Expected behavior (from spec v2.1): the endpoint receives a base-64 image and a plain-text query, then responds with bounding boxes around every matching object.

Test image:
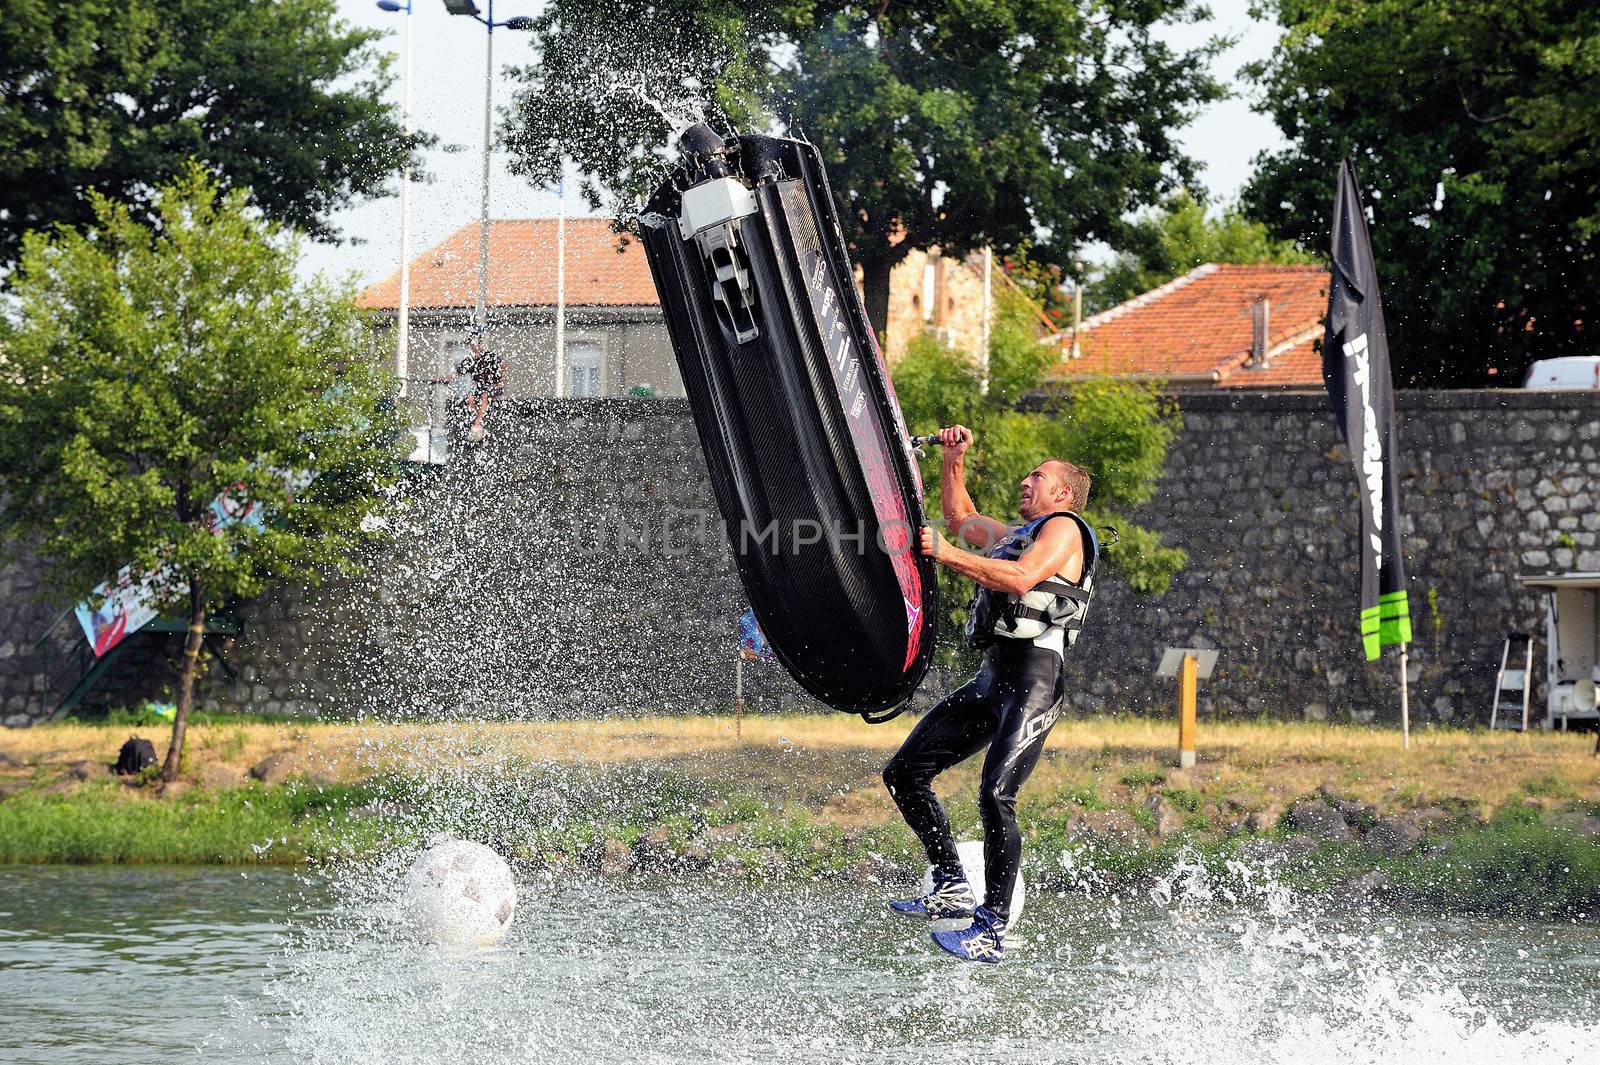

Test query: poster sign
[73,566,175,658]
[72,469,313,656]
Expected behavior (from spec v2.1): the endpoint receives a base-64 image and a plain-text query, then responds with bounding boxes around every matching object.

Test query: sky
[301,0,1287,289]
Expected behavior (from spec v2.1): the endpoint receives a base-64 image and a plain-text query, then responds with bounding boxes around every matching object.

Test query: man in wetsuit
[435,329,507,443]
[884,424,1097,964]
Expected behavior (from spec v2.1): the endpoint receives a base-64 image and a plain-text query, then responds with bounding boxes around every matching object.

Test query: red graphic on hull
[795,240,925,673]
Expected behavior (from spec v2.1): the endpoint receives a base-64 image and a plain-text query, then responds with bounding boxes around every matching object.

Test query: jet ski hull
[640,128,937,715]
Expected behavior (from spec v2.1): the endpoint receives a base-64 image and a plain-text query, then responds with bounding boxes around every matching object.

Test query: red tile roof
[1051,263,1330,388]
[357,218,659,311]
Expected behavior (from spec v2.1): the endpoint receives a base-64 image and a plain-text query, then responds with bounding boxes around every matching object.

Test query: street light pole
[441,1,536,329]
[1072,260,1084,361]
[377,0,414,397]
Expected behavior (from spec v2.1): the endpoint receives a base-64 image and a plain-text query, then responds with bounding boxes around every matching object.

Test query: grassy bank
[2,716,1597,915]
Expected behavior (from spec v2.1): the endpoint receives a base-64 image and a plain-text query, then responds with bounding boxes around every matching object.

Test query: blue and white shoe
[931,905,1006,964]
[888,873,977,921]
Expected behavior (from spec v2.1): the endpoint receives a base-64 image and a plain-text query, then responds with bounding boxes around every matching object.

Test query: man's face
[1018,464,1070,520]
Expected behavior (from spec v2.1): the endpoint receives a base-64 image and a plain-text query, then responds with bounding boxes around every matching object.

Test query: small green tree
[892,287,1186,665]
[0,166,401,780]
[1089,191,1317,313]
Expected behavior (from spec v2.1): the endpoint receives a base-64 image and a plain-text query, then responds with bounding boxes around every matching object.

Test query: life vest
[965,511,1099,654]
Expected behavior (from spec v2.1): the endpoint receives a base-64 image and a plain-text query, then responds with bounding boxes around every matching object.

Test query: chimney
[1250,295,1270,367]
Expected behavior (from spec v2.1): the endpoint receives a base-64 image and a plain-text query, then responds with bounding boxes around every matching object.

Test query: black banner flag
[1324,160,1412,661]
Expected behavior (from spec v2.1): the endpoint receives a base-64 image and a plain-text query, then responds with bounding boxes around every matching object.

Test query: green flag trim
[1360,591,1413,661]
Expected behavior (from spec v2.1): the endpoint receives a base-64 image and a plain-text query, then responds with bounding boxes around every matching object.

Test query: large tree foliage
[1089,191,1317,313]
[0,0,418,267]
[0,168,402,780]
[506,0,1227,339]
[1243,0,1600,386]
[892,288,1186,666]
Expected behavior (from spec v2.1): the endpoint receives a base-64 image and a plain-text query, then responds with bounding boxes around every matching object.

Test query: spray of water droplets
[243,838,1600,1064]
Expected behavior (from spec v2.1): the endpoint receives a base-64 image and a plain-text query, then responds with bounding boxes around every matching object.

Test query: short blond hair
[1046,459,1092,511]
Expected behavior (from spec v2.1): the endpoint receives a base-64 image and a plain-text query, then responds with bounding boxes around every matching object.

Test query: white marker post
[734,650,746,739]
[1399,642,1411,749]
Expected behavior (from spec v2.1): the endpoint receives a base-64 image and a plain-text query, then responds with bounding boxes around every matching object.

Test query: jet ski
[639,124,938,718]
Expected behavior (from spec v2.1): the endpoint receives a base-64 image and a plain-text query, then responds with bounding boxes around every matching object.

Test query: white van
[1523,356,1600,390]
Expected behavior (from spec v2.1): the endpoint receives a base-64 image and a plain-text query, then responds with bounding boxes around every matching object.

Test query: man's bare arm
[919,517,1081,596]
[937,425,1008,549]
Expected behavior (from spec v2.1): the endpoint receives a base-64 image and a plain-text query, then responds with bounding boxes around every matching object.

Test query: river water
[3,864,1599,1064]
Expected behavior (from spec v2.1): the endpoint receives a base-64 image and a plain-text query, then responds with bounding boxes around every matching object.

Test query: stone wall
[3,388,1597,727]
[0,399,800,725]
[0,543,70,725]
[1072,389,1600,726]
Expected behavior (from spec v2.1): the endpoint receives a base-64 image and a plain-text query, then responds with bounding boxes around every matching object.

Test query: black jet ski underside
[639,125,937,716]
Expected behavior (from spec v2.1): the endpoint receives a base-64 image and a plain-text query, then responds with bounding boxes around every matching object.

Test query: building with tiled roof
[359,219,1000,414]
[1050,263,1330,389]
[358,218,660,312]
[359,218,682,404]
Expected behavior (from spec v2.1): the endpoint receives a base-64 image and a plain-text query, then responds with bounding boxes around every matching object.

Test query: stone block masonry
[1,389,1596,726]
[1075,389,1600,725]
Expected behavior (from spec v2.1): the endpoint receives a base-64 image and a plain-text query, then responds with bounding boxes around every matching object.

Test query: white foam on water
[1069,851,1600,1065]
[261,839,1600,1065]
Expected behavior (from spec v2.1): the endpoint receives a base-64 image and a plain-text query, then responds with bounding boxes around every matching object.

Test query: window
[566,340,602,398]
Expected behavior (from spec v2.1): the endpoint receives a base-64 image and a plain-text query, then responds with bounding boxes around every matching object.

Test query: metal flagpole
[376,0,414,395]
[555,174,566,397]
[734,651,744,739]
[475,0,494,327]
[978,248,993,394]
[397,0,413,398]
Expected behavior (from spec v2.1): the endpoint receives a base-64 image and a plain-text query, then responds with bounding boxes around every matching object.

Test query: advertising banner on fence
[73,566,172,658]
[72,470,313,656]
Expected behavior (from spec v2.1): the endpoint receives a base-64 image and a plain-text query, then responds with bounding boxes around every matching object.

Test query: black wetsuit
[883,641,1064,921]
[458,349,505,399]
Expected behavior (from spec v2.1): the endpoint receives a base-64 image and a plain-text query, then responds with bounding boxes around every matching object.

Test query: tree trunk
[860,256,893,349]
[161,579,206,784]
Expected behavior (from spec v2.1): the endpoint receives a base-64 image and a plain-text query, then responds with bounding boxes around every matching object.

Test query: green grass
[1389,810,1600,917]
[1161,787,1203,813]
[0,779,389,864]
[3,730,1598,919]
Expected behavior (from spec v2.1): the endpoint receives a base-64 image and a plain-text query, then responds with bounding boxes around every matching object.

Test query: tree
[1088,191,1317,313]
[892,287,1186,667]
[505,0,1227,339]
[0,0,419,268]
[1243,0,1600,386]
[0,167,402,781]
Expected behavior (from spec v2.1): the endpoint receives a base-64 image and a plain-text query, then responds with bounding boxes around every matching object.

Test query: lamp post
[442,0,535,330]
[376,1,413,399]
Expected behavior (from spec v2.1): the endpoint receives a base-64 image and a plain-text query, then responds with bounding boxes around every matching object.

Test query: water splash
[1060,848,1600,1064]
[258,828,1600,1063]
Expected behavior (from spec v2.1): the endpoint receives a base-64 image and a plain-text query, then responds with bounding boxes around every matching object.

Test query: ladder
[1489,633,1534,731]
